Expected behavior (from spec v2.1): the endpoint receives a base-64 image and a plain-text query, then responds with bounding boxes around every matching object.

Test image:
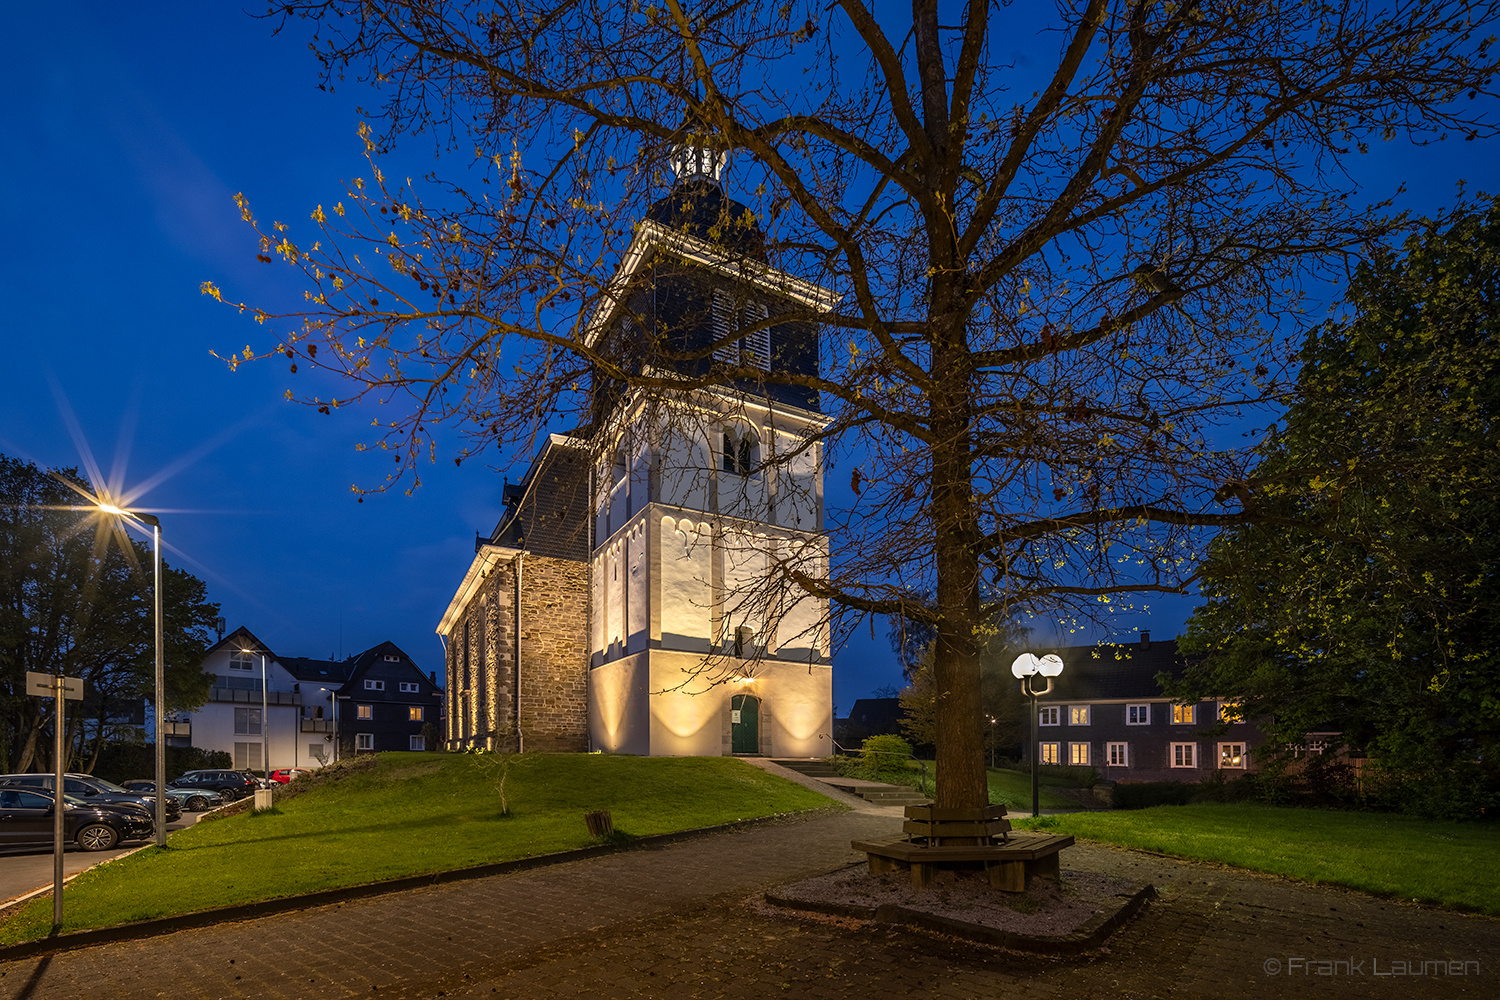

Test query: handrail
[830,743,932,797]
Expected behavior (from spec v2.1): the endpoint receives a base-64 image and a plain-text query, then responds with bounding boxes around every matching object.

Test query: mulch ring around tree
[762,863,1155,955]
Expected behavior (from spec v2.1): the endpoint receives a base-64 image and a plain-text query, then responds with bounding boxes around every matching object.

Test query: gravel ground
[769,862,1145,936]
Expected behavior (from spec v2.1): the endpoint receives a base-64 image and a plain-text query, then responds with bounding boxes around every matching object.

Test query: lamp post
[1012,652,1065,818]
[242,648,268,783]
[99,504,166,847]
[320,686,338,764]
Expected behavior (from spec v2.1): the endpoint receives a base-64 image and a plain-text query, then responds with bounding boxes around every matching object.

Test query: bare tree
[211,0,1499,809]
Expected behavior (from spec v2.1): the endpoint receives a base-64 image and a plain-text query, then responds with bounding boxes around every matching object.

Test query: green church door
[731,695,760,755]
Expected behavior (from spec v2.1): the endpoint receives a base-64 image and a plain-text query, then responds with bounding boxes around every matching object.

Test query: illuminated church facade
[438,151,834,757]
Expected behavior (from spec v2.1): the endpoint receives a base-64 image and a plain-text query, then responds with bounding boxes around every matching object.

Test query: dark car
[169,769,258,801]
[121,780,225,812]
[0,773,181,823]
[0,787,154,851]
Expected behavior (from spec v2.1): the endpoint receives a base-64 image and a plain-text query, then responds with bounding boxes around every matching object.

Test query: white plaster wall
[646,650,734,756]
[626,520,650,652]
[758,659,834,758]
[588,652,651,755]
[659,516,712,652]
[594,455,610,544]
[639,651,833,758]
[771,535,829,662]
[772,429,821,531]
[605,541,625,658]
[659,423,711,512]
[590,555,606,663]
[715,420,766,521]
[187,701,309,771]
[630,433,651,517]
[720,527,768,649]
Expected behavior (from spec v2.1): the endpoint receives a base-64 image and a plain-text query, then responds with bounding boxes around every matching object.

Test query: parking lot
[0,805,212,907]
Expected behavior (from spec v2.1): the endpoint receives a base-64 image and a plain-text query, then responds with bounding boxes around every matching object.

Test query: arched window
[722,425,758,475]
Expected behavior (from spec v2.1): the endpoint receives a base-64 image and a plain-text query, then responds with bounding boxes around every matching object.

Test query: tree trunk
[929,304,987,810]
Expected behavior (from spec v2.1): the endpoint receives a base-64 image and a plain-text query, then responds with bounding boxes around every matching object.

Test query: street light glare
[97,503,127,515]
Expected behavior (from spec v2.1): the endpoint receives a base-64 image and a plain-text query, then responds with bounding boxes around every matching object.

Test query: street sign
[25,672,84,701]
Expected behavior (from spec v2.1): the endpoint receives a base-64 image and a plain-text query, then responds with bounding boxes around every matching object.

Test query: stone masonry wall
[517,555,590,751]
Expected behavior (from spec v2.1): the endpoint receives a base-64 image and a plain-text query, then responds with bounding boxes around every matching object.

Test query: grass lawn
[853,761,1079,811]
[986,768,1079,811]
[0,753,836,945]
[1015,804,1500,915]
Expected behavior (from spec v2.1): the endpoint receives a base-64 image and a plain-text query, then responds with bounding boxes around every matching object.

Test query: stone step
[769,758,840,777]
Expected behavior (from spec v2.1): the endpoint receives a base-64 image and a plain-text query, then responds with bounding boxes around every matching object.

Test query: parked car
[169,769,258,801]
[268,768,311,784]
[0,787,154,851]
[121,780,225,812]
[0,773,181,823]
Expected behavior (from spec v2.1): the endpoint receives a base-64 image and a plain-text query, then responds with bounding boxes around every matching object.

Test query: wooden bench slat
[903,804,1009,822]
[902,819,1012,839]
[852,834,1073,863]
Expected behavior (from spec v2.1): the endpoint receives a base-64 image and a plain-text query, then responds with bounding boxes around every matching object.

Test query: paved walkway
[0,778,1495,999]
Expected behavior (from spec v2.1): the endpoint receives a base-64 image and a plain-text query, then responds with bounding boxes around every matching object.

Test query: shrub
[858,734,913,782]
[1112,781,1197,809]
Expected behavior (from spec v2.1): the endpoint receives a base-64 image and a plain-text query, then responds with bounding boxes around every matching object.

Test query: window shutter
[741,302,770,368]
[711,289,737,362]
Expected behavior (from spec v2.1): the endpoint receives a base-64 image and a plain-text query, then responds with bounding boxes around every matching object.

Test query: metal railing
[829,741,932,797]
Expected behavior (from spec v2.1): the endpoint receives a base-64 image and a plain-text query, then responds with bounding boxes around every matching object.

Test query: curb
[0,807,839,963]
[765,879,1157,955]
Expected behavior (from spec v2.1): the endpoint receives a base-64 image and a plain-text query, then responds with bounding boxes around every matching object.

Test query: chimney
[1140,630,1151,648]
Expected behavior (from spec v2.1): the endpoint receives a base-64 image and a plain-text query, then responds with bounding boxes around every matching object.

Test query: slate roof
[487,436,590,561]
[844,697,903,733]
[1035,637,1192,702]
[279,655,354,686]
[644,177,765,260]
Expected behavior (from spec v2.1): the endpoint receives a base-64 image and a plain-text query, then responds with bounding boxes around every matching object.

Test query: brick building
[438,146,835,757]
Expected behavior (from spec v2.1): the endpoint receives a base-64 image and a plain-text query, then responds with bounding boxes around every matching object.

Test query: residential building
[1023,632,1262,782]
[183,627,443,770]
[439,145,835,757]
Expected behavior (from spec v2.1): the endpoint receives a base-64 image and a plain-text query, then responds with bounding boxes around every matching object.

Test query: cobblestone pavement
[0,805,1495,1000]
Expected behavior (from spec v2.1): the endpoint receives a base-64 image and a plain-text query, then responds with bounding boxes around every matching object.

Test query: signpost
[26,671,84,927]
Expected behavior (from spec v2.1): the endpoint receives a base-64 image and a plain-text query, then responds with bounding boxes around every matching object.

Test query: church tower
[585,148,835,756]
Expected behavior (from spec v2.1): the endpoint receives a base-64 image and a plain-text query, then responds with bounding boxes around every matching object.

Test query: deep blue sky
[2,3,1495,713]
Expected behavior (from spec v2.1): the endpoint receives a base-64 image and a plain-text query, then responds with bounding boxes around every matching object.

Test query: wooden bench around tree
[852,803,1074,891]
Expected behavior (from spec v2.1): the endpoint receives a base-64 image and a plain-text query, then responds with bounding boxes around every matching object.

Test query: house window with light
[1219,743,1246,768]
[1039,706,1060,726]
[1069,705,1090,725]
[1069,742,1090,765]
[1171,742,1196,768]
[1218,700,1244,723]
[408,706,424,722]
[1172,703,1195,724]
[357,705,373,720]
[1126,703,1150,725]
[1107,742,1128,766]
[1038,742,1060,765]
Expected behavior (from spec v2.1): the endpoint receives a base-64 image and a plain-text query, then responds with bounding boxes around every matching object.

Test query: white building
[441,149,835,757]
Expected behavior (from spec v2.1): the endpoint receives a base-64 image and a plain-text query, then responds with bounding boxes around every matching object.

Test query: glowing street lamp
[1012,652,1065,819]
[99,503,167,847]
